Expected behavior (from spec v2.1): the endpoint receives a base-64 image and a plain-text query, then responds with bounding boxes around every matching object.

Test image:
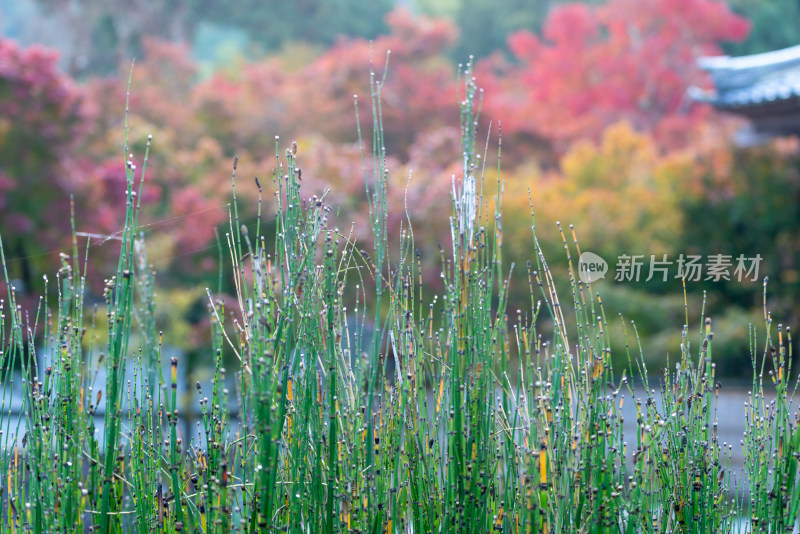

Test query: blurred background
[0,0,798,380]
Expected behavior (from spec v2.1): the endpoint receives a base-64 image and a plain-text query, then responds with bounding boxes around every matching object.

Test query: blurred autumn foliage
[0,39,104,292]
[1,2,798,373]
[479,0,750,153]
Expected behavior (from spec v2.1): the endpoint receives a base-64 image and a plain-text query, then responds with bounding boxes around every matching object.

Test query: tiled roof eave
[714,97,800,123]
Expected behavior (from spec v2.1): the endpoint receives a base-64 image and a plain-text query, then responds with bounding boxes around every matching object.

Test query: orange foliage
[503,122,687,264]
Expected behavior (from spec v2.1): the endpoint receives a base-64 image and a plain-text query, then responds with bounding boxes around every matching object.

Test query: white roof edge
[698,44,800,71]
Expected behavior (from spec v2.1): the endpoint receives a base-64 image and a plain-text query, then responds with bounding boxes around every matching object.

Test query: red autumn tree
[479,0,750,153]
[0,37,98,294]
[290,7,459,157]
[0,37,230,298]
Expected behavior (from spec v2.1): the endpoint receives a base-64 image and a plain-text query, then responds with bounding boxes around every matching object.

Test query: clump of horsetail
[0,62,797,534]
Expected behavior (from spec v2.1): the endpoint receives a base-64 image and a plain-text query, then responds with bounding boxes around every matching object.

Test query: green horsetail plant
[97,84,153,532]
[0,60,799,534]
[743,285,799,532]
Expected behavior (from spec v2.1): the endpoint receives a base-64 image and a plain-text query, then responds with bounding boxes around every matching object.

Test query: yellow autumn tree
[504,121,688,271]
